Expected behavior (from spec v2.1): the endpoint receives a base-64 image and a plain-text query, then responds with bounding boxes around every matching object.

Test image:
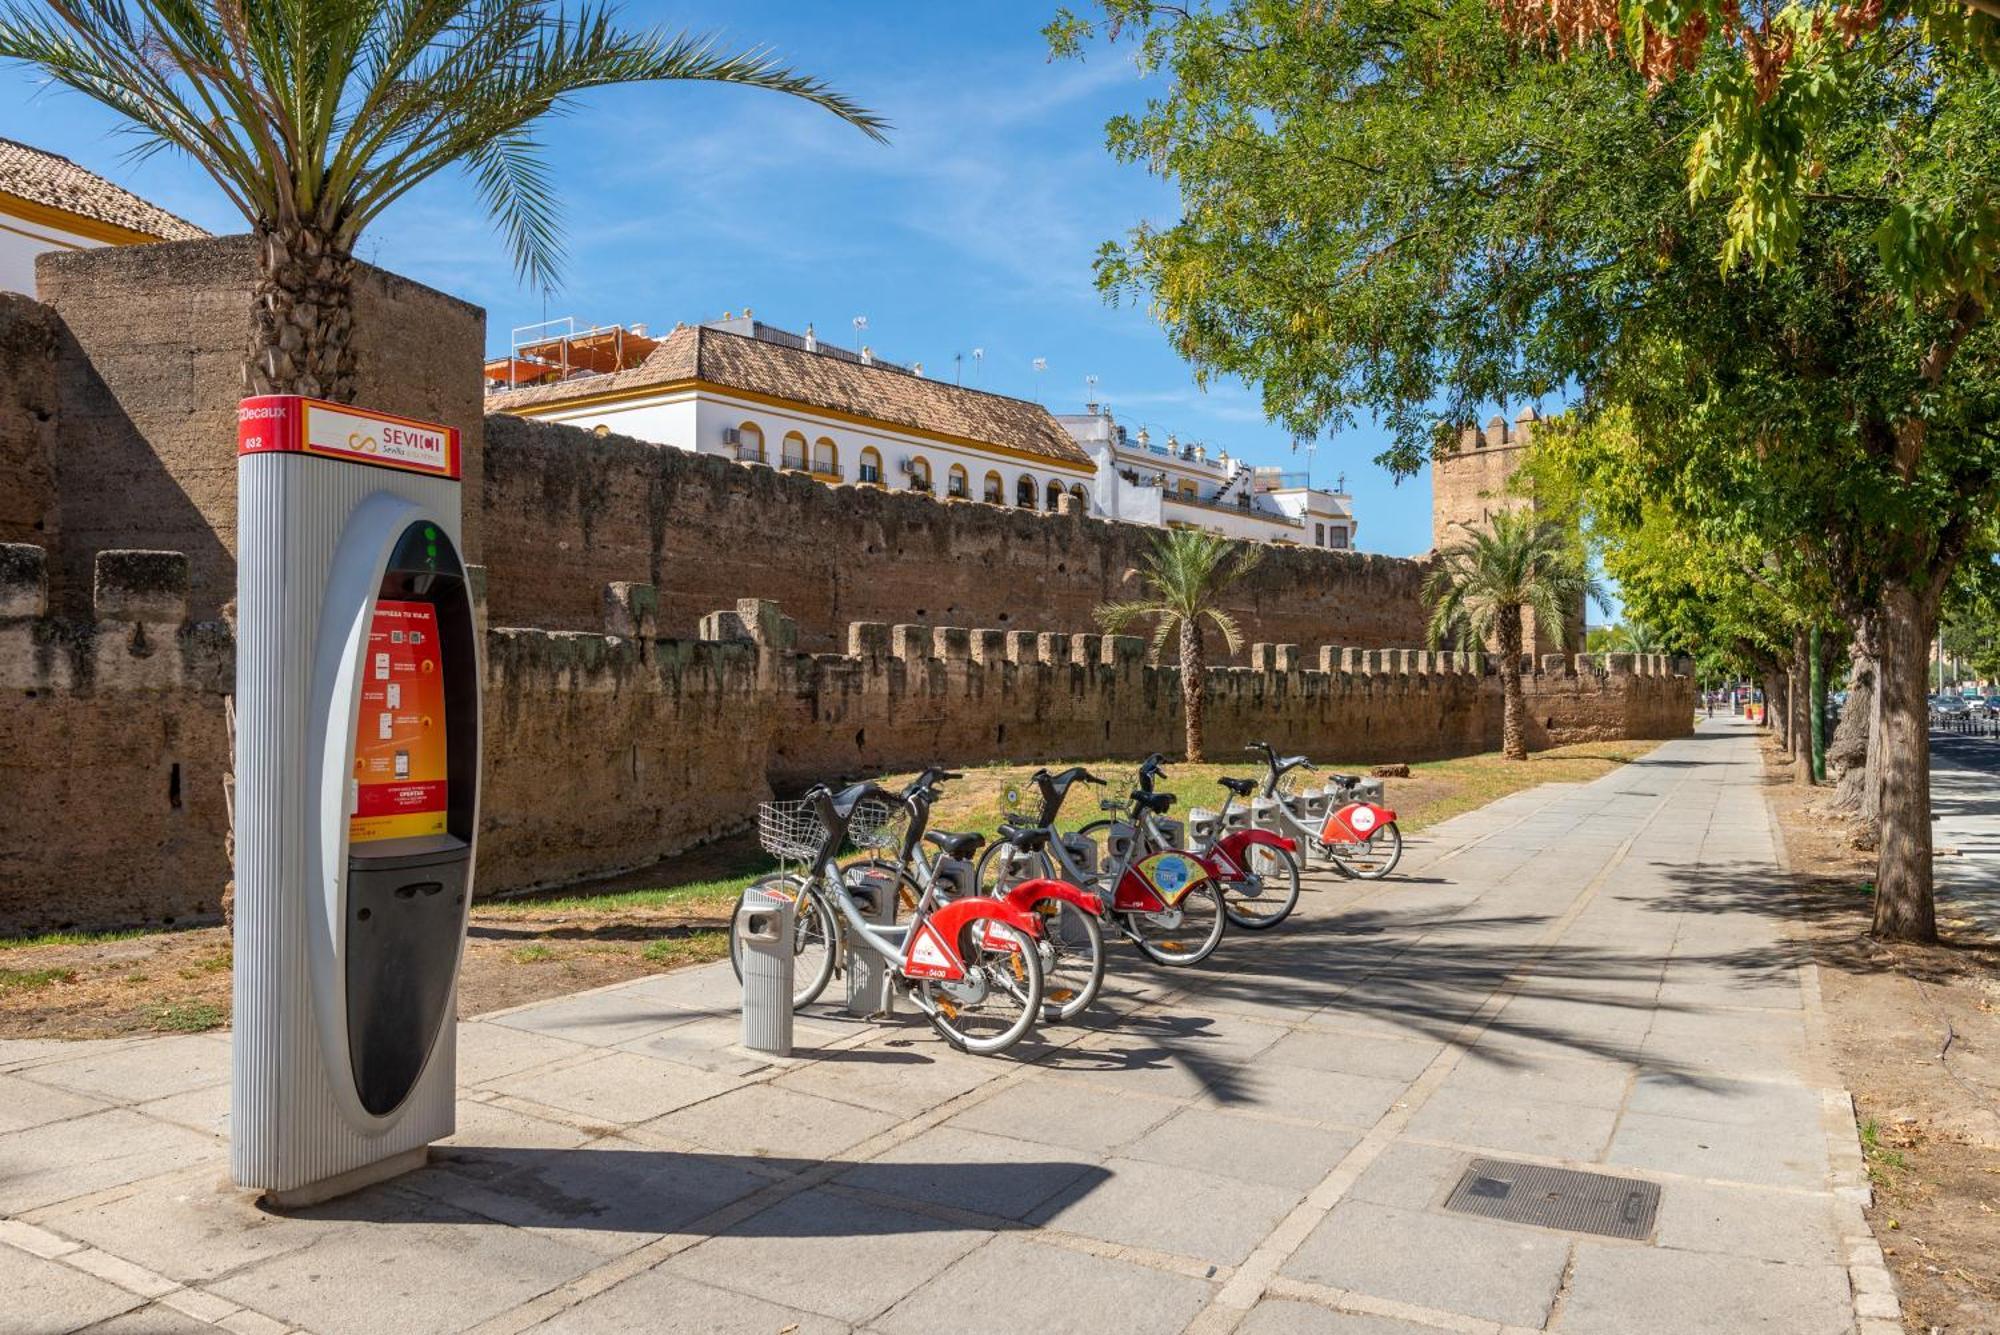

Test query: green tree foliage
[1098,527,1264,760]
[1051,0,2000,941]
[1424,510,1604,759]
[1488,0,2000,288]
[0,0,886,400]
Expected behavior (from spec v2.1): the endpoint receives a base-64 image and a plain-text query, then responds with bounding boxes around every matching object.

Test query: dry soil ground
[1763,739,2000,1334]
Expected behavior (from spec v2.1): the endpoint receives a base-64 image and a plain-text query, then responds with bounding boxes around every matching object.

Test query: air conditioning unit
[722,427,741,445]
[897,457,914,475]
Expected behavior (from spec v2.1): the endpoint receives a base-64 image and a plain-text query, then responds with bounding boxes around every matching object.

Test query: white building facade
[488,316,1097,513]
[1057,408,1359,550]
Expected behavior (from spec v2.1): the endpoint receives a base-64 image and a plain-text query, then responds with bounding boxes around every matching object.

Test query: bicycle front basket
[848,796,908,851]
[757,799,824,863]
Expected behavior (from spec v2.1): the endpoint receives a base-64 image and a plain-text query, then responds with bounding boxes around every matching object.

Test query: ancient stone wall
[31,237,486,620]
[479,414,1432,654]
[0,293,58,550]
[1,545,1693,931]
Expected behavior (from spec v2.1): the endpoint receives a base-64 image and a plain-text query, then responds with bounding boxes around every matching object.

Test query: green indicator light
[424,526,438,540]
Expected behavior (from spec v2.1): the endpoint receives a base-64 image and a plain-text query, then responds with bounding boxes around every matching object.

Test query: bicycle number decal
[903,921,963,980]
[1349,806,1378,833]
[1115,851,1211,911]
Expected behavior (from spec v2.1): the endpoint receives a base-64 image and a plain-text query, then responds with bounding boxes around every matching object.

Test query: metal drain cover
[1443,1159,1660,1241]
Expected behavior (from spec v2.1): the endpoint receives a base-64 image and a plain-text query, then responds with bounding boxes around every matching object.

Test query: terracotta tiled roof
[490,324,1094,469]
[0,138,208,242]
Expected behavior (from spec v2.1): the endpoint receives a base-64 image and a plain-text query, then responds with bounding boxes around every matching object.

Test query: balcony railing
[1161,491,1305,527]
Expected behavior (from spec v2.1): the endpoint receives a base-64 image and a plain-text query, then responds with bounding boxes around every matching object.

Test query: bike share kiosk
[231,395,479,1205]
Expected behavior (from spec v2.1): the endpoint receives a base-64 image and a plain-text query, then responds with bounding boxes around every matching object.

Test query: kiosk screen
[350,598,448,843]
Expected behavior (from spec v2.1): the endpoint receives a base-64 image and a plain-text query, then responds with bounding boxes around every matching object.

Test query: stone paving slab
[0,720,1893,1334]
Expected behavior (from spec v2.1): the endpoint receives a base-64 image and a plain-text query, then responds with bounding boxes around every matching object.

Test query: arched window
[735,421,764,463]
[983,470,1004,503]
[1016,474,1038,508]
[947,463,969,498]
[908,455,932,493]
[858,447,883,484]
[813,436,839,477]
[781,430,808,470]
[1046,479,1065,510]
[1070,484,1088,510]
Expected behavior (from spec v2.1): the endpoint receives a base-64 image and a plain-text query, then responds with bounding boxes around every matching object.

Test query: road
[1931,729,2000,938]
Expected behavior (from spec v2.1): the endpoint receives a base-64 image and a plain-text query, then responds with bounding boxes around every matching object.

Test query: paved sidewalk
[0,720,1892,1334]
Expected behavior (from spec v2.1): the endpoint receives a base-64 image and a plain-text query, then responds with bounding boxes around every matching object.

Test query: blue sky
[0,1,1557,559]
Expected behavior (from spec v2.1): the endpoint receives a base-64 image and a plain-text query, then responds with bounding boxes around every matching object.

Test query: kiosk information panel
[351,598,448,843]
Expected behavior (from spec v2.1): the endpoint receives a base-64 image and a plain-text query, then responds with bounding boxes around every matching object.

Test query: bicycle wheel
[1022,894,1106,1023]
[727,875,838,1008]
[1221,842,1302,931]
[919,916,1043,1055]
[1127,882,1226,966]
[972,840,1052,896]
[1328,822,1403,880]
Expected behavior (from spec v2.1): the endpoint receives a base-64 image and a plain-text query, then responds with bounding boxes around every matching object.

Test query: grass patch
[481,871,760,918]
[177,950,232,980]
[0,966,76,995]
[510,944,557,964]
[641,931,728,968]
[148,1001,226,1033]
[0,928,150,951]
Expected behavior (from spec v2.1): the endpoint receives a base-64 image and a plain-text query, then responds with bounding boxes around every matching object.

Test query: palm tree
[1425,509,1604,761]
[0,0,886,400]
[1098,528,1264,761]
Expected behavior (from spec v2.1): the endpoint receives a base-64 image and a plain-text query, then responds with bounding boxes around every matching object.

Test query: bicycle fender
[1214,827,1298,866]
[1003,877,1104,918]
[1321,802,1396,844]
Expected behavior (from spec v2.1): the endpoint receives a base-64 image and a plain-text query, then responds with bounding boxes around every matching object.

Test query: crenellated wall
[478,414,1434,653]
[1,540,1692,930]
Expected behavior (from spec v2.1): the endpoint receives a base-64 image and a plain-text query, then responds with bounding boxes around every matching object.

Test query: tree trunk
[246,220,358,401]
[1828,613,1877,816]
[1180,619,1207,762]
[1768,669,1789,749]
[1499,606,1527,761]
[1872,578,1939,942]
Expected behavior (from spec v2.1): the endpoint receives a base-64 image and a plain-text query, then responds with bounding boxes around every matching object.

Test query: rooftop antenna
[1032,356,1047,403]
[972,347,984,385]
[1084,374,1099,411]
[954,351,963,385]
[851,315,868,353]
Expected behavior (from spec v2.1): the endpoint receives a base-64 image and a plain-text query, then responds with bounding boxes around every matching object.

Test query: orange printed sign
[350,600,449,843]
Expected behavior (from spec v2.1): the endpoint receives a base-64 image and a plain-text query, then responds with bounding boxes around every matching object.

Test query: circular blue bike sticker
[1154,855,1190,892]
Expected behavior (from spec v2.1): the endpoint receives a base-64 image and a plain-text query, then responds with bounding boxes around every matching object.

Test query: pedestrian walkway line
[1183,784,1682,1335]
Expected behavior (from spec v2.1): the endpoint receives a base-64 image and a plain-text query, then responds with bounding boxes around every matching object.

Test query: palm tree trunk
[246,220,358,401]
[1180,619,1207,762]
[1499,606,1526,761]
[1872,577,1938,942]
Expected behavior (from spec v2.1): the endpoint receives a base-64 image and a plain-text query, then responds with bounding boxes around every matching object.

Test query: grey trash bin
[737,894,794,1056]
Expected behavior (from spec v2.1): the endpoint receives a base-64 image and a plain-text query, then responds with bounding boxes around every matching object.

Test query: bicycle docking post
[736,895,795,1056]
[845,868,898,1017]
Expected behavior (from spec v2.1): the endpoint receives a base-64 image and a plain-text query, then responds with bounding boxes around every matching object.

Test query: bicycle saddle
[1329,772,1361,786]
[997,823,1053,853]
[826,781,888,819]
[924,829,985,859]
[1218,776,1257,797]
